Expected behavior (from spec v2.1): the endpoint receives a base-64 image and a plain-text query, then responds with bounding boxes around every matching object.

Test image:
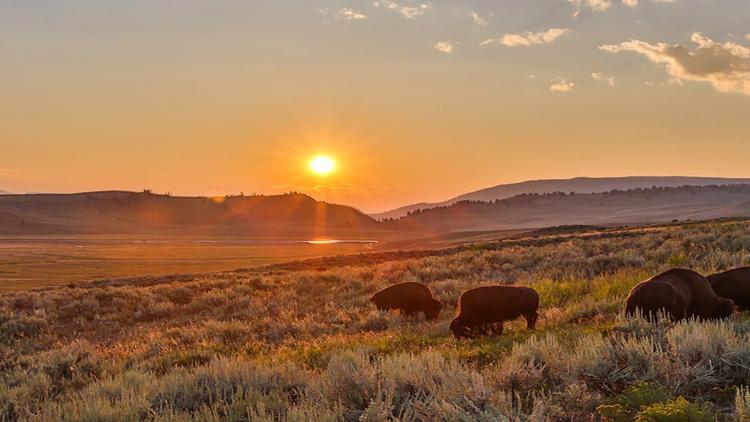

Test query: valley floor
[0,239,374,291]
[2,219,750,421]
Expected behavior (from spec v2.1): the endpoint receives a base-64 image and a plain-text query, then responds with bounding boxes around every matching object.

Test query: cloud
[746,34,750,42]
[336,8,367,20]
[592,72,616,86]
[481,28,569,47]
[601,33,750,96]
[569,0,612,12]
[550,77,575,92]
[433,41,455,53]
[572,0,674,13]
[465,10,487,26]
[373,1,431,19]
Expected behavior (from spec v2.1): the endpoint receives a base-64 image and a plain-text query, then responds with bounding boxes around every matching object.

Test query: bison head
[425,298,443,320]
[449,318,469,338]
[715,298,735,319]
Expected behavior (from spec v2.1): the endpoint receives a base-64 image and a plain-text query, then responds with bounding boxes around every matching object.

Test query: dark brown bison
[625,268,734,321]
[709,267,750,311]
[450,286,539,338]
[370,282,442,320]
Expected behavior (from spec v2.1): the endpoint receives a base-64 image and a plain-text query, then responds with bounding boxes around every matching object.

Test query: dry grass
[0,240,372,291]
[2,219,750,420]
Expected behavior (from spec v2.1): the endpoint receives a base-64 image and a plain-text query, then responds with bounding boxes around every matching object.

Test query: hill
[386,184,750,233]
[371,176,750,220]
[0,191,383,238]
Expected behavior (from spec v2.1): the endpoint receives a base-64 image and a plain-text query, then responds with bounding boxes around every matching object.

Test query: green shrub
[634,397,713,422]
[0,313,48,342]
[597,381,673,421]
[666,254,688,267]
[39,341,103,397]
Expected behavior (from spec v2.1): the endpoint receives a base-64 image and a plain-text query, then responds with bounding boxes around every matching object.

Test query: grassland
[2,219,750,420]
[0,240,373,291]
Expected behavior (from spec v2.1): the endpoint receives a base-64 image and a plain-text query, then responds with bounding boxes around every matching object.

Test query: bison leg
[463,324,485,338]
[476,324,491,337]
[524,311,538,330]
[479,323,503,337]
[402,308,418,318]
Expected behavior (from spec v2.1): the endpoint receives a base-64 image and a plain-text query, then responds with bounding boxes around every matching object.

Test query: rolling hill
[371,176,750,220]
[3,183,750,240]
[0,191,383,238]
[386,184,750,233]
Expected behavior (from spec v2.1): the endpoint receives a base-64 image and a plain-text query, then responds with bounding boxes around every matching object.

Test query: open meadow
[0,240,374,292]
[2,219,750,420]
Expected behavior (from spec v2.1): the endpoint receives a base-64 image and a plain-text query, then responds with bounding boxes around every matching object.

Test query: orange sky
[1,1,749,212]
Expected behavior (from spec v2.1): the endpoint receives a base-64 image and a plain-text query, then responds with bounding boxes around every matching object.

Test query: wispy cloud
[481,28,569,47]
[569,0,612,13]
[373,1,431,19]
[571,0,676,14]
[318,7,367,22]
[601,33,750,96]
[592,72,616,86]
[465,10,487,26]
[336,8,367,21]
[550,77,575,92]
[433,41,456,53]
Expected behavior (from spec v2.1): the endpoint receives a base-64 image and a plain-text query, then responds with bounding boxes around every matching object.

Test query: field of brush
[2,219,750,421]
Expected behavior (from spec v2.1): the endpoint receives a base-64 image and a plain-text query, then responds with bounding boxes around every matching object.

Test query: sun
[309,155,336,175]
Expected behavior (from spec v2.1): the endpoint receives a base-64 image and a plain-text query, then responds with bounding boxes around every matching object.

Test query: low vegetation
[2,219,750,421]
[0,241,372,291]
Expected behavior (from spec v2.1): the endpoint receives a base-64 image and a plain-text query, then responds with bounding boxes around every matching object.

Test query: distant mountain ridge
[0,191,382,238]
[3,181,750,240]
[387,184,750,233]
[371,176,750,220]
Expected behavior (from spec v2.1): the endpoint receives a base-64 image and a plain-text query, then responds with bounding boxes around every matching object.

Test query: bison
[450,286,539,339]
[708,267,750,311]
[625,268,734,321]
[370,282,442,320]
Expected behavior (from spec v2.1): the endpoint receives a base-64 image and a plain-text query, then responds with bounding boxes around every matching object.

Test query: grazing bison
[370,282,442,320]
[709,267,750,311]
[625,268,734,321]
[450,286,539,339]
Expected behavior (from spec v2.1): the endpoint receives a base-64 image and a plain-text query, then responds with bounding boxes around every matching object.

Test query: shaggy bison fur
[625,268,734,321]
[709,267,750,311]
[370,282,442,320]
[450,286,539,338]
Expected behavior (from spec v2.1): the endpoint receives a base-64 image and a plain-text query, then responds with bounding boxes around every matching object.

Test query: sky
[1,0,749,213]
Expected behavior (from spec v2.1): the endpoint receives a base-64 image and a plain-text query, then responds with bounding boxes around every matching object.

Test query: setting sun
[309,155,336,176]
